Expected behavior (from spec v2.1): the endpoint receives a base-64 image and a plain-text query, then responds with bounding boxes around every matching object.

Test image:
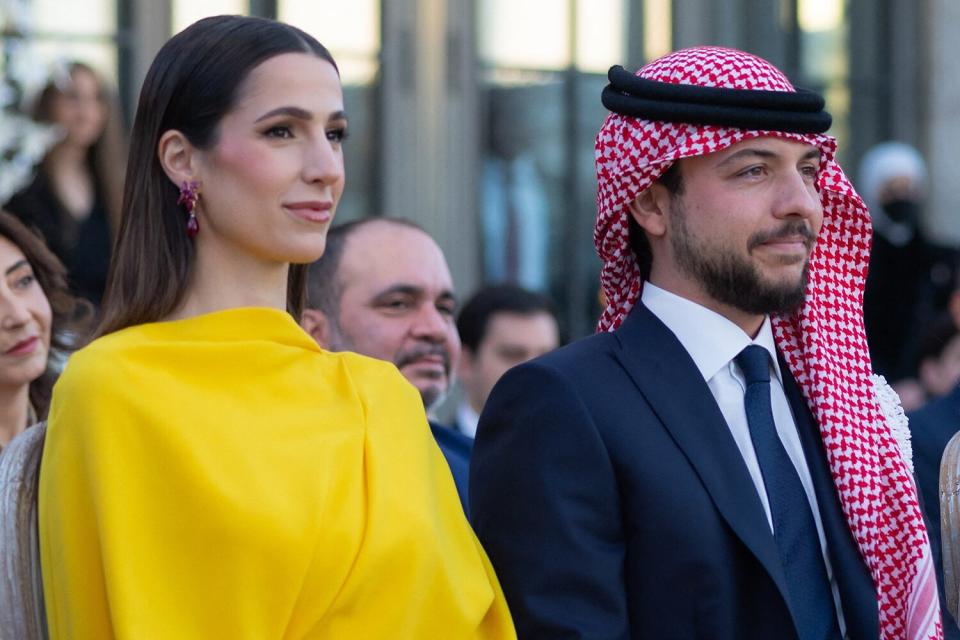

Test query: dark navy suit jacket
[430,421,473,515]
[909,384,960,628]
[911,385,960,546]
[471,303,959,639]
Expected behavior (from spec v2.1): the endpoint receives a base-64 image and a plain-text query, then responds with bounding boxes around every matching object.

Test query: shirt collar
[456,402,480,438]
[640,282,782,383]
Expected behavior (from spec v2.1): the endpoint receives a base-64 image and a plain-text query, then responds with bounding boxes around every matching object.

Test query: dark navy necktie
[735,345,841,640]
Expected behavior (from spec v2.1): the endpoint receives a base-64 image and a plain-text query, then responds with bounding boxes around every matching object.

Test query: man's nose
[774,170,822,223]
[411,305,450,342]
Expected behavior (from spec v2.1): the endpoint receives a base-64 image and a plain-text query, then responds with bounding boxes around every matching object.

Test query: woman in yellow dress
[38,15,514,639]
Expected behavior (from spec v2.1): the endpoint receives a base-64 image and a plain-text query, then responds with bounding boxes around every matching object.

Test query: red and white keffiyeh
[594,46,942,639]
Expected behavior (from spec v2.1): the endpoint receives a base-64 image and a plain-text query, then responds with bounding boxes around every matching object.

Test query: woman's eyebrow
[5,259,28,276]
[255,106,313,123]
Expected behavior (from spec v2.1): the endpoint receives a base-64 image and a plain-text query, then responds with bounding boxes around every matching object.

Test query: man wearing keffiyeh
[469,46,959,640]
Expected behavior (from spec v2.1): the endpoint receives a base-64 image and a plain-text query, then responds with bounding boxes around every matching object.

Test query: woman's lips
[5,336,38,356]
[283,201,333,223]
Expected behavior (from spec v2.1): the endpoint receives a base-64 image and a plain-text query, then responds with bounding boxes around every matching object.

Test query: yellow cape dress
[38,307,515,639]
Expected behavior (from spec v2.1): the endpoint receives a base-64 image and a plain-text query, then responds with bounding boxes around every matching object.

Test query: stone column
[380,0,481,294]
[925,0,960,241]
[118,0,170,113]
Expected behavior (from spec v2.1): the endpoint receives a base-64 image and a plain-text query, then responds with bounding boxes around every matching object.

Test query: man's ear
[157,129,201,190]
[949,291,960,329]
[627,184,671,239]
[301,308,332,348]
[456,348,476,384]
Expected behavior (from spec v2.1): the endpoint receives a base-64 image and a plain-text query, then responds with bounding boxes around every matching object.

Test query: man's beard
[669,201,815,316]
[328,317,451,410]
[395,343,452,409]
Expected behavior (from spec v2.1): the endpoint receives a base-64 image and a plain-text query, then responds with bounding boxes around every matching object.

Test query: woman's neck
[0,385,31,448]
[166,238,290,322]
[47,141,89,170]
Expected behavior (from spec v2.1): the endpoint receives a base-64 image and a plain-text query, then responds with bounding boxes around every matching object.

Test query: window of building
[172,0,247,35]
[797,0,849,159]
[477,0,635,337]
[8,0,118,86]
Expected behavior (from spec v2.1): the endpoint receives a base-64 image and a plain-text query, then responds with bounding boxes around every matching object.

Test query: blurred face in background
[0,235,52,391]
[920,334,960,398]
[51,66,108,149]
[458,311,559,413]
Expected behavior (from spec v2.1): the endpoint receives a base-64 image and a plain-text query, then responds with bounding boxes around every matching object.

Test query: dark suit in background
[910,386,960,613]
[912,386,960,539]
[430,421,473,516]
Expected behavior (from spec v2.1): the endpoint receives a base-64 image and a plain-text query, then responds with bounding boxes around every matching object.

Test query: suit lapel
[781,363,879,639]
[613,303,791,601]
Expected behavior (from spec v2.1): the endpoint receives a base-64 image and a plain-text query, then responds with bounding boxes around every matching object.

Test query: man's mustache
[748,221,817,250]
[396,344,451,375]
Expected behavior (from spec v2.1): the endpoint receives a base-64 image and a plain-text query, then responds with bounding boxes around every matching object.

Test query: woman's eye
[14,274,35,289]
[265,125,293,139]
[326,128,348,143]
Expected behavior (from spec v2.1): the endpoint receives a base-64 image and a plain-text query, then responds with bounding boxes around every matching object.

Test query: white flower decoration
[871,373,914,475]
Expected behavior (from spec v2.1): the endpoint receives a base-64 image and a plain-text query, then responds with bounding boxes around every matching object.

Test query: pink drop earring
[177,180,200,238]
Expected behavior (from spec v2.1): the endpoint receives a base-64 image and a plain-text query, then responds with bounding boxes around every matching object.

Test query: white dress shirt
[456,402,480,439]
[641,282,846,633]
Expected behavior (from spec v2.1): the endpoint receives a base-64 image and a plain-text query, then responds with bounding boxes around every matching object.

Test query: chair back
[0,422,48,640]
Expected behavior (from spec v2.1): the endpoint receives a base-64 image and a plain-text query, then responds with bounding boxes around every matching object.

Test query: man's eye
[381,299,412,311]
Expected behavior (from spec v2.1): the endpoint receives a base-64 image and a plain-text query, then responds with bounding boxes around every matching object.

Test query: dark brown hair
[457,284,556,353]
[0,210,89,417]
[97,15,338,336]
[34,61,127,234]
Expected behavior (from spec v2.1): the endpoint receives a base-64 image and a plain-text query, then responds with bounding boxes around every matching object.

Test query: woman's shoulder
[326,350,411,391]
[57,327,148,388]
[5,170,56,211]
[323,350,422,413]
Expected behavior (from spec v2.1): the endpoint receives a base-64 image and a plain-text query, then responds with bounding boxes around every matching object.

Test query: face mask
[881,198,921,229]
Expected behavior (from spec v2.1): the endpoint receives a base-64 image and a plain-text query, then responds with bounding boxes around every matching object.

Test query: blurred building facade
[1,0,955,337]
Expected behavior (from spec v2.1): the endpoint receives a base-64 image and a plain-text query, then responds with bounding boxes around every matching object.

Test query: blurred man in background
[454,284,559,438]
[860,142,958,385]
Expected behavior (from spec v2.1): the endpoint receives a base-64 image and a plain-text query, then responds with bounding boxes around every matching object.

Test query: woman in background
[38,15,514,639]
[0,210,84,450]
[5,61,126,305]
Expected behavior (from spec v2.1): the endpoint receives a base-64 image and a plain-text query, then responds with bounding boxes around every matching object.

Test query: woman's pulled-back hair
[0,211,89,417]
[97,15,337,336]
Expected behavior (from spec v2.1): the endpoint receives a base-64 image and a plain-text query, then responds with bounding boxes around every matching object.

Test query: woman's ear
[157,130,200,189]
[627,184,671,239]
